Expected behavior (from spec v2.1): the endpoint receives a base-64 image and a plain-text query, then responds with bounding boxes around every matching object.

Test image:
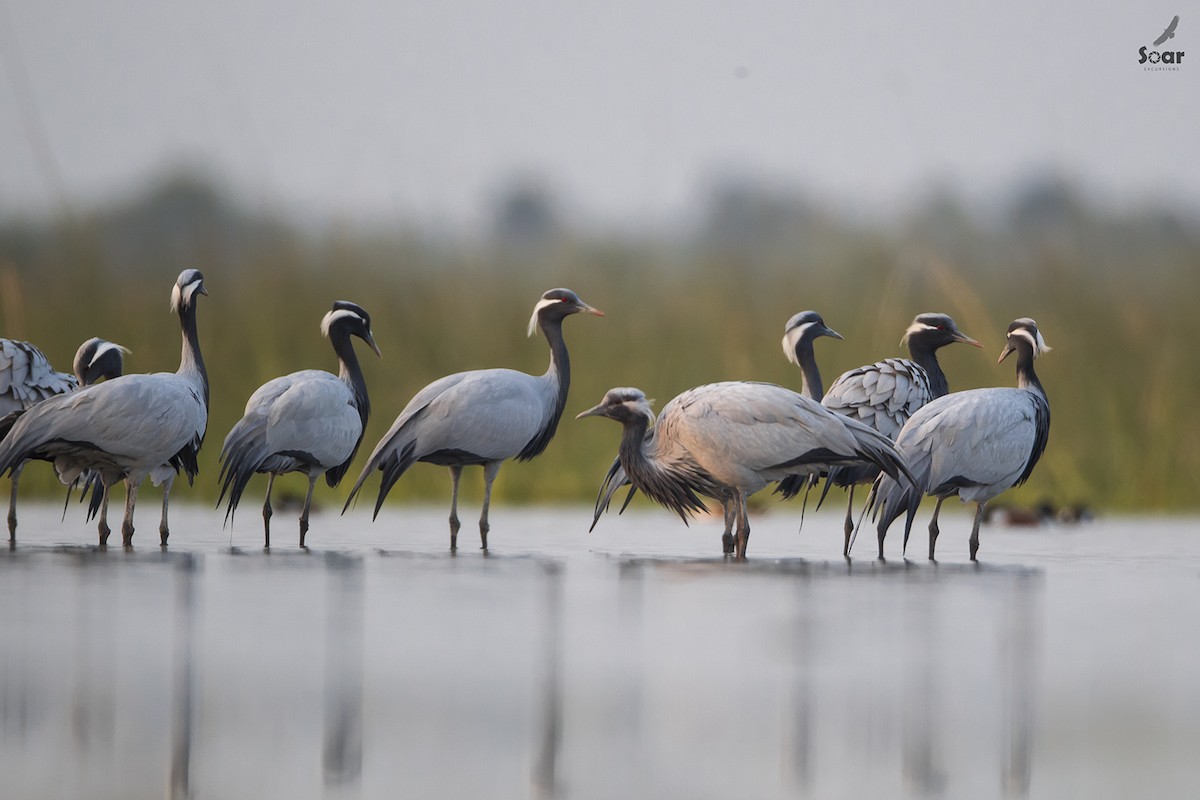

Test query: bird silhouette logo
[1153,15,1180,47]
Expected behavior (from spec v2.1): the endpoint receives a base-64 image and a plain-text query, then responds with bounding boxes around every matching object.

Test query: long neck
[1015,346,1046,398]
[516,317,570,460]
[617,413,712,519]
[541,316,570,424]
[908,340,949,398]
[177,301,209,407]
[793,340,824,401]
[333,333,370,428]
[616,414,653,483]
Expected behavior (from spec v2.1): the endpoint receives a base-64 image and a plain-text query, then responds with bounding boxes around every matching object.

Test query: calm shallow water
[1,501,1198,799]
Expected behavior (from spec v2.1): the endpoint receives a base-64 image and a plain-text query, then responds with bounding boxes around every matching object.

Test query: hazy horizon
[2,1,1196,231]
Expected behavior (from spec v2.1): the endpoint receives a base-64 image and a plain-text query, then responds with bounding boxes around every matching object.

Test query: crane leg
[262,473,275,548]
[478,461,502,551]
[734,492,751,559]
[928,497,947,561]
[842,485,856,557]
[97,481,112,546]
[121,479,139,546]
[159,475,174,546]
[969,503,986,561]
[299,474,317,548]
[8,463,23,541]
[447,466,462,550]
[721,502,735,555]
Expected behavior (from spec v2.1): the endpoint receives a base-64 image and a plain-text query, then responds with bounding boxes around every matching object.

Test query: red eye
[937,325,946,330]
[559,297,571,303]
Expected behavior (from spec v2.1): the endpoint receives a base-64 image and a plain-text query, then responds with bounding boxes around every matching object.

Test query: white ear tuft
[321,308,361,338]
[1033,329,1051,356]
[781,322,818,366]
[528,297,557,338]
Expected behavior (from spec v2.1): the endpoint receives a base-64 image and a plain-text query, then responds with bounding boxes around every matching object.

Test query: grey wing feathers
[343,372,474,516]
[830,410,917,486]
[217,379,286,520]
[0,339,77,414]
[901,389,1039,496]
[807,358,934,497]
[346,369,551,517]
[823,358,932,439]
[0,373,205,481]
[870,388,1049,544]
[219,372,361,521]
[0,409,24,443]
[665,383,913,486]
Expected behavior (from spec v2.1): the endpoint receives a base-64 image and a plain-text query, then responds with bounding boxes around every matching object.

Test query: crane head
[781,310,843,366]
[527,288,604,337]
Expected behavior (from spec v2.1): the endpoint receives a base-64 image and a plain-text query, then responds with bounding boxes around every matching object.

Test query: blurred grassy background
[1,171,1197,515]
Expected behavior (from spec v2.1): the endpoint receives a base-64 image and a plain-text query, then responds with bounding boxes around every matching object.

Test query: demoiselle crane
[0,270,209,546]
[578,381,915,558]
[869,318,1051,561]
[218,301,380,547]
[0,338,128,539]
[345,288,603,549]
[779,313,980,553]
[591,310,844,545]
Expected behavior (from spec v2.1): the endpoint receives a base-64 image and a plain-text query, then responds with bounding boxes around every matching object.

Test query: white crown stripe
[321,308,364,338]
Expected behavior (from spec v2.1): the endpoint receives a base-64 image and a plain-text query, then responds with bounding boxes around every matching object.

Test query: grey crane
[869,318,1051,561]
[779,313,981,554]
[579,381,915,558]
[344,288,603,549]
[0,270,209,546]
[218,301,380,548]
[0,338,128,539]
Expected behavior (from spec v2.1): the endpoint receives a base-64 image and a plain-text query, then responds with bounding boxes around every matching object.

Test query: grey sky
[1,0,1195,229]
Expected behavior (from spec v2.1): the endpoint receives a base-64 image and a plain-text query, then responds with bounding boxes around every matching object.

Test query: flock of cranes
[0,270,1051,561]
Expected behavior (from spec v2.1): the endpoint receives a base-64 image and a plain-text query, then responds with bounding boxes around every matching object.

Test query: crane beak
[823,325,844,341]
[997,342,1016,363]
[365,331,382,357]
[579,303,604,317]
[955,331,982,348]
[576,403,607,420]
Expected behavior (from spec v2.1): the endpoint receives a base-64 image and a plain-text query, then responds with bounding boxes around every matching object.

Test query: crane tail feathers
[216,430,270,524]
[590,456,628,530]
[618,484,638,515]
[814,472,835,510]
[350,440,417,521]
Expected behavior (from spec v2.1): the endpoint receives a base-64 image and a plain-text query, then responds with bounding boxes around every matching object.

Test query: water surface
[1,503,1197,799]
